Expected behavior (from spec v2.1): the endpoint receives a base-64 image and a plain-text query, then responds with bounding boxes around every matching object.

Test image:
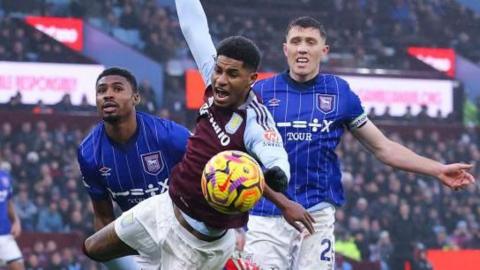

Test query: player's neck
[289,71,319,83]
[104,114,137,144]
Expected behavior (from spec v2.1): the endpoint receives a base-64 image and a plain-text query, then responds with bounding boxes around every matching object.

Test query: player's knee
[8,259,25,270]
[83,237,109,262]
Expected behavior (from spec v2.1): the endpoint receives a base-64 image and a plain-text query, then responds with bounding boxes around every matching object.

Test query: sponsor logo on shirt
[316,94,336,114]
[141,151,164,175]
[107,181,169,200]
[276,118,335,141]
[263,128,282,146]
[200,100,231,146]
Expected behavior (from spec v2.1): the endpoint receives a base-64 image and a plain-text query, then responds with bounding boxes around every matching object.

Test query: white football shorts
[245,205,335,270]
[114,192,235,270]
[0,234,23,265]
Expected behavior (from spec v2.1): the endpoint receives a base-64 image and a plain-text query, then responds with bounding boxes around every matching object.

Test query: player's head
[212,36,260,108]
[284,16,329,82]
[95,67,141,123]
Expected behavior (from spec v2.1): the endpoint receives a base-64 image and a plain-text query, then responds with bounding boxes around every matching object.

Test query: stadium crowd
[0,16,93,64]
[0,0,479,269]
[1,0,480,70]
[0,111,478,268]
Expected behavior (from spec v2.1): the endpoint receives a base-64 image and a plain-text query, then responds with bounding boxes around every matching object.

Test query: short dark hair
[286,16,327,41]
[96,67,138,92]
[216,36,261,71]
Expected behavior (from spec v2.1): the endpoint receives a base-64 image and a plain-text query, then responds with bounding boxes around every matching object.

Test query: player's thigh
[161,217,235,270]
[295,206,335,270]
[114,194,174,267]
[0,235,23,265]
[85,220,137,261]
[245,215,297,270]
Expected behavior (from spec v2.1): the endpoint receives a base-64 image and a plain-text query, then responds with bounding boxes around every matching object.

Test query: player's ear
[133,93,141,105]
[283,42,288,57]
[323,44,330,55]
[249,72,258,86]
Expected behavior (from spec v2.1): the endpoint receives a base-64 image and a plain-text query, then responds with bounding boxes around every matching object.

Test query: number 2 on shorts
[320,238,331,261]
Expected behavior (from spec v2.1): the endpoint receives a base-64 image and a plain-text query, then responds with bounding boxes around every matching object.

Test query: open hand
[437,163,475,191]
[280,200,315,234]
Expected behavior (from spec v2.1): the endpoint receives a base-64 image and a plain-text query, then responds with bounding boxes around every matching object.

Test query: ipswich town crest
[141,151,164,175]
[316,94,336,114]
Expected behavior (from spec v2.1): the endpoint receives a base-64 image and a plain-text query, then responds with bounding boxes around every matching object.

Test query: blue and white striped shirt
[251,72,367,216]
[77,112,190,211]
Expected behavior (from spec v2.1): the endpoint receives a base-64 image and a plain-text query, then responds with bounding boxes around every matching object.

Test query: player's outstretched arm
[352,120,475,190]
[262,186,315,234]
[175,0,216,85]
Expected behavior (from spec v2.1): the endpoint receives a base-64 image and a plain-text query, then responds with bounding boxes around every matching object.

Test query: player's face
[283,26,329,82]
[95,75,139,123]
[211,55,257,108]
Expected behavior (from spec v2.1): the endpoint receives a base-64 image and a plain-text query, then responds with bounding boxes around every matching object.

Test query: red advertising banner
[407,47,456,78]
[25,16,84,51]
[185,69,274,109]
[427,250,480,270]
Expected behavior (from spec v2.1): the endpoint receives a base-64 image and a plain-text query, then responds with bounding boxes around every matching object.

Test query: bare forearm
[7,201,19,224]
[376,140,443,177]
[91,199,115,231]
[262,185,289,210]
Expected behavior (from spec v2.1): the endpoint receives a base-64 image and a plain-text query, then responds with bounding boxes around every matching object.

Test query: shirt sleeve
[77,147,109,201]
[345,83,368,130]
[167,121,191,165]
[176,0,216,86]
[243,101,291,182]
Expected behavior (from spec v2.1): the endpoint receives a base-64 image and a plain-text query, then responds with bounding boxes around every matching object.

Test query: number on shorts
[320,239,331,261]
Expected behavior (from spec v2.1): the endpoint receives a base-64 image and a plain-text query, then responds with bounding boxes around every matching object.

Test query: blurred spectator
[417,105,431,123]
[388,202,416,270]
[53,94,74,112]
[14,189,38,231]
[36,202,64,232]
[410,243,433,270]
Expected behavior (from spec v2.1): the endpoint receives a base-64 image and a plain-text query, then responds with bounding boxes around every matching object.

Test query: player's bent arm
[91,199,115,231]
[262,186,315,234]
[244,102,290,192]
[7,200,21,238]
[175,0,216,85]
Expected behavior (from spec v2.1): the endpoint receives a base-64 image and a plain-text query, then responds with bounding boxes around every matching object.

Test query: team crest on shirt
[316,94,336,114]
[141,151,164,175]
[225,113,243,134]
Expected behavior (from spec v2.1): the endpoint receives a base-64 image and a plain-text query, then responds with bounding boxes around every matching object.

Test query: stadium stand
[0,110,479,269]
[0,0,479,269]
